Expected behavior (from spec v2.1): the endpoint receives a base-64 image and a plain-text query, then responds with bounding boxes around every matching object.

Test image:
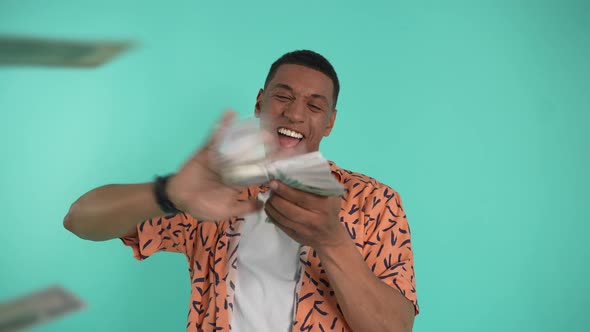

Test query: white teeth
[278,127,303,139]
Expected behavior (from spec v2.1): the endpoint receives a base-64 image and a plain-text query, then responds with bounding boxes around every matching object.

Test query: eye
[308,104,323,112]
[274,94,291,101]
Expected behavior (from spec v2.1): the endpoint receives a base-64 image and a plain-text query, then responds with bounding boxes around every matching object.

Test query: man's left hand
[264,180,348,250]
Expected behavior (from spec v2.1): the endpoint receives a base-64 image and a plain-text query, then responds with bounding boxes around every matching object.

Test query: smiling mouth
[277,127,304,148]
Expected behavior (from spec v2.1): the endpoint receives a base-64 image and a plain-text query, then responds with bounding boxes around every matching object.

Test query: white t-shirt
[231,192,301,332]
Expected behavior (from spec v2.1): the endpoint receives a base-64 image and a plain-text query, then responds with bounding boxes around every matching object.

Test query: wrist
[166,174,182,208]
[154,174,183,214]
[315,226,351,258]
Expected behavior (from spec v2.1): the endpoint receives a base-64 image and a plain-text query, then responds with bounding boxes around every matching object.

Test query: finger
[205,110,238,170]
[271,218,300,242]
[269,180,323,211]
[266,192,314,223]
[207,109,237,148]
[264,200,305,235]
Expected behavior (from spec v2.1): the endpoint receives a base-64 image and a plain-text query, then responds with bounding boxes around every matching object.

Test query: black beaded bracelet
[154,175,182,214]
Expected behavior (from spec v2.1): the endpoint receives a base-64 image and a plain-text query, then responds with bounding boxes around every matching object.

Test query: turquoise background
[1,0,588,331]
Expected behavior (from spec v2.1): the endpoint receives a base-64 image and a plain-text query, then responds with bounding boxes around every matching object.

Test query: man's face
[255,64,337,158]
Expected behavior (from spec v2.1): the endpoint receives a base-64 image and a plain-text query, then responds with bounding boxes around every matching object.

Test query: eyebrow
[271,83,330,105]
[271,83,294,92]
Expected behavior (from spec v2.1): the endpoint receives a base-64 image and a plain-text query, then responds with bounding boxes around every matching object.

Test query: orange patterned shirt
[121,161,419,331]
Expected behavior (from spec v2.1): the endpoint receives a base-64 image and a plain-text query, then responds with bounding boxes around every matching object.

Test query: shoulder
[329,160,406,220]
[330,160,400,200]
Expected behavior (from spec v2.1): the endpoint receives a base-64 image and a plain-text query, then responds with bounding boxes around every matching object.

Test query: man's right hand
[167,110,262,220]
[64,110,260,241]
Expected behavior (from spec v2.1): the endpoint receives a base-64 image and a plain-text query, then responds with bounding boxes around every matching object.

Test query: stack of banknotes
[214,118,344,197]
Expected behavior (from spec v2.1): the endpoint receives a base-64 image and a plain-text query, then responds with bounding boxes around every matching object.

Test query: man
[64,50,419,332]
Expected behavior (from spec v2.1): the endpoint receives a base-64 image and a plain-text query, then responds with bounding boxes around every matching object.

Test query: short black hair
[264,50,340,107]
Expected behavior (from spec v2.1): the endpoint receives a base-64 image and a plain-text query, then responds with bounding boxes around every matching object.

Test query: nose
[282,99,306,123]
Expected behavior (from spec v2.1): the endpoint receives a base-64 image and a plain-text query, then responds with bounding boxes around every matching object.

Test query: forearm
[316,230,414,332]
[64,182,166,241]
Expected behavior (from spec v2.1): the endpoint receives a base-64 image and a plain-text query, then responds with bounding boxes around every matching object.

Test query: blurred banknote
[216,118,344,197]
[0,285,85,332]
[0,36,132,67]
[223,151,344,197]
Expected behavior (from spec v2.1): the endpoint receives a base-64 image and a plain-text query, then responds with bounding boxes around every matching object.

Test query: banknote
[0,285,85,332]
[269,152,344,196]
[214,118,268,167]
[0,35,132,67]
[221,152,344,196]
[216,118,344,194]
[214,117,344,224]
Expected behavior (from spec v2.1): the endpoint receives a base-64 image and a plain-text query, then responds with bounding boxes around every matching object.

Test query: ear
[323,108,338,136]
[254,89,264,118]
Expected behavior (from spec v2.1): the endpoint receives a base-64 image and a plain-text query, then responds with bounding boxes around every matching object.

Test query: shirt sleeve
[120,212,198,260]
[363,185,419,315]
